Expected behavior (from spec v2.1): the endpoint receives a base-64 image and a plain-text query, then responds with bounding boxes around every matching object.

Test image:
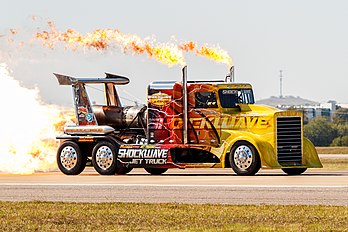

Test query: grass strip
[316,147,348,154]
[0,202,347,231]
[321,158,348,170]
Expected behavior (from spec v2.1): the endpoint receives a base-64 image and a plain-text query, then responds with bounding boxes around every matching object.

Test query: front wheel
[282,168,307,175]
[57,141,86,175]
[92,141,118,175]
[229,142,261,176]
[144,168,168,175]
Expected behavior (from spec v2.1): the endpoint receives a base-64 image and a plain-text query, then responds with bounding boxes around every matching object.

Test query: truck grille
[276,117,302,165]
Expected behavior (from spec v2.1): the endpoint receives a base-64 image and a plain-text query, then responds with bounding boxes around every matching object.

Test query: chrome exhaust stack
[182,65,188,144]
[225,66,235,82]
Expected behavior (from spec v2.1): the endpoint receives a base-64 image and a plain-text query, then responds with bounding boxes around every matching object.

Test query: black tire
[92,141,118,175]
[116,167,133,175]
[229,141,261,176]
[57,141,86,175]
[282,168,307,175]
[144,168,168,175]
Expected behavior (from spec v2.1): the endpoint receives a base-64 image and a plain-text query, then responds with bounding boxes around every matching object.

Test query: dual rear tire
[57,140,166,176]
[57,141,86,175]
[57,140,132,175]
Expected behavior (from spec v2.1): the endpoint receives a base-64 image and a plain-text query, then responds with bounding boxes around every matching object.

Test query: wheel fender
[302,137,322,168]
[221,132,276,168]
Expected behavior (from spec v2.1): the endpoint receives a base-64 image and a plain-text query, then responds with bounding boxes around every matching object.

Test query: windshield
[218,89,254,108]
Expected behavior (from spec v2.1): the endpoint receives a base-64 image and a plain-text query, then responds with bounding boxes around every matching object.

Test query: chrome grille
[276,117,302,165]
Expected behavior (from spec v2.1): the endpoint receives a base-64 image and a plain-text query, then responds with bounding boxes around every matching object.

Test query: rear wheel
[229,142,261,176]
[144,168,168,175]
[57,141,86,175]
[92,141,118,175]
[282,168,307,175]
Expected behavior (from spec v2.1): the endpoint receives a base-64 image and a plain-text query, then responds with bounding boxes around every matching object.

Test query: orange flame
[178,41,196,52]
[179,41,232,66]
[196,45,233,66]
[35,22,185,66]
[4,21,233,67]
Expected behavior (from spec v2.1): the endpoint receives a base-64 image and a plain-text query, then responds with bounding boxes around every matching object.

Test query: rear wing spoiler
[53,73,130,85]
[53,72,129,126]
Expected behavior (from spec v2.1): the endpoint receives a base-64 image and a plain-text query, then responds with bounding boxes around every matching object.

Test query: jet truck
[54,66,322,176]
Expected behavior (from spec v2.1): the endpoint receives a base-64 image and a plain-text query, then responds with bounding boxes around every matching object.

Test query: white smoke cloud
[0,63,62,174]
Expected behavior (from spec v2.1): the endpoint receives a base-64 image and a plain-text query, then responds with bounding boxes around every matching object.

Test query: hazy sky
[1,0,347,106]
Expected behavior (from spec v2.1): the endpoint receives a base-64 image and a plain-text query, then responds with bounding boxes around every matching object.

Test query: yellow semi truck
[54,66,322,176]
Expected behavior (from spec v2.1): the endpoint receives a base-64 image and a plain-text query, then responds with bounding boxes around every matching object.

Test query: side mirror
[236,103,251,112]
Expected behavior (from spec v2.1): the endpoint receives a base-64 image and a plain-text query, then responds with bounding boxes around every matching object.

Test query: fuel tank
[92,105,147,129]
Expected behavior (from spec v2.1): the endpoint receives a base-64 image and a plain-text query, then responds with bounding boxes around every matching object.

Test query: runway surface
[0,168,347,205]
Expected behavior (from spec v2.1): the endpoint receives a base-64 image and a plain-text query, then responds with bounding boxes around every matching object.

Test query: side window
[219,89,240,108]
[195,92,218,108]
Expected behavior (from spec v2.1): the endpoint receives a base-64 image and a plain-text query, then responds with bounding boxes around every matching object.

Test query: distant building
[257,96,319,108]
[256,96,338,124]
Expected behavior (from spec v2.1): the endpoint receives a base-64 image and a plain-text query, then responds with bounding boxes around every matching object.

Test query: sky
[1,0,347,106]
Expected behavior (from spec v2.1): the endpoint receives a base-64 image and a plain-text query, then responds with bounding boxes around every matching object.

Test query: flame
[178,41,196,52]
[196,45,233,66]
[35,22,186,66]
[4,20,233,67]
[179,41,233,66]
[0,63,74,174]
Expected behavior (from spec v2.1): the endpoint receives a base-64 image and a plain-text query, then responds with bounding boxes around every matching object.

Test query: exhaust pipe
[182,65,188,144]
[225,66,235,82]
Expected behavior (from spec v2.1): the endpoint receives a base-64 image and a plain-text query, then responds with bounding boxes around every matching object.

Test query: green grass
[321,158,348,170]
[0,202,347,231]
[316,146,348,154]
[316,147,348,169]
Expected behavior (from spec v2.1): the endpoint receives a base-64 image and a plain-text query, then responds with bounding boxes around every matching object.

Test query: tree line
[304,108,348,146]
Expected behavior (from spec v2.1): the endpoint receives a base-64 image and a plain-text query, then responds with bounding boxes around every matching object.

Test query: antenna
[279,70,283,98]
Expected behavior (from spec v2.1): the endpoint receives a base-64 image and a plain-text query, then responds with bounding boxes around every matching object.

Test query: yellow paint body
[185,83,322,169]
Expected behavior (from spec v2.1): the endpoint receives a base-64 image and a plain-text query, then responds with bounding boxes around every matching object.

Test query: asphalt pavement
[0,168,347,205]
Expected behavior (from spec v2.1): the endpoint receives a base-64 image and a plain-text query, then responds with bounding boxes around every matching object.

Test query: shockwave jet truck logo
[118,147,169,165]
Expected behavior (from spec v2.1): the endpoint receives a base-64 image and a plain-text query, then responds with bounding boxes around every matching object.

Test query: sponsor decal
[148,92,171,107]
[118,148,168,165]
[78,137,94,142]
[221,89,237,95]
[170,116,271,130]
[78,106,87,119]
[85,113,94,122]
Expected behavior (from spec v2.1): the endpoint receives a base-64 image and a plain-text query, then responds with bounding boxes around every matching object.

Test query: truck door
[187,84,220,147]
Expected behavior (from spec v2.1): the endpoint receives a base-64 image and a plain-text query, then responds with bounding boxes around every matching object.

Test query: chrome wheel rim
[60,146,78,170]
[95,145,114,170]
[233,145,253,170]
